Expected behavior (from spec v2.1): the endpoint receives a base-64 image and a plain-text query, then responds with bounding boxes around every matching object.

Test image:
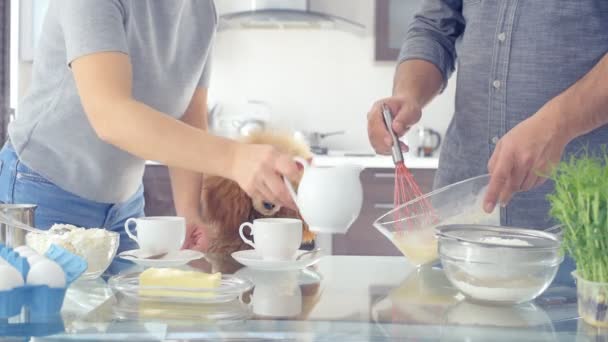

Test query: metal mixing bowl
[436,224,563,305]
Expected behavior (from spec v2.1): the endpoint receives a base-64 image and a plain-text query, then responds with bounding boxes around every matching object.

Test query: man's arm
[368,0,464,154]
[552,53,608,140]
[484,53,608,212]
[169,88,208,222]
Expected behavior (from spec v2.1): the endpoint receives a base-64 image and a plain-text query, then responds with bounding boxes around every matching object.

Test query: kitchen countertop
[5,254,584,341]
[146,151,439,170]
[312,151,439,169]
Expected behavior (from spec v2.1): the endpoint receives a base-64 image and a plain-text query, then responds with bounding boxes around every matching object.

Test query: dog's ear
[201,175,252,239]
[298,211,316,244]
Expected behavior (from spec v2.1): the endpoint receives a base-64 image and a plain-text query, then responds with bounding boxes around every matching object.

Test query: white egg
[13,246,33,254]
[0,265,25,290]
[26,259,66,288]
[16,249,37,258]
[27,254,46,266]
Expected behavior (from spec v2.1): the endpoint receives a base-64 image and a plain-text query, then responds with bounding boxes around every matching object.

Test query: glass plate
[108,271,253,304]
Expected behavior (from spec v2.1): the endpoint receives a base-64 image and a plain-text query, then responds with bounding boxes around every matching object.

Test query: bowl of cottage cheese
[26,224,120,279]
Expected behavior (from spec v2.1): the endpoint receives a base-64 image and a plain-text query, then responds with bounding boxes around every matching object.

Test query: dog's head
[201,131,315,252]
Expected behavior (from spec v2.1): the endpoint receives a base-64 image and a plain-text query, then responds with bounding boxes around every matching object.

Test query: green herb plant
[547,148,608,283]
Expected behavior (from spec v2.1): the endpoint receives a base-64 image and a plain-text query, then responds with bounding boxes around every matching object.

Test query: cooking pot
[293,130,345,149]
[0,204,37,247]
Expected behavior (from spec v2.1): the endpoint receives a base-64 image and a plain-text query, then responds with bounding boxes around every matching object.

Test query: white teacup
[124,216,186,253]
[239,218,302,261]
[251,272,302,317]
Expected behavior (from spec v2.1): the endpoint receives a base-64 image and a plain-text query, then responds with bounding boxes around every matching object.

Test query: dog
[201,131,315,254]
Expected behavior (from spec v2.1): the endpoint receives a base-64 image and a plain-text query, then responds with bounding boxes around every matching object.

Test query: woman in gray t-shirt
[0,0,299,252]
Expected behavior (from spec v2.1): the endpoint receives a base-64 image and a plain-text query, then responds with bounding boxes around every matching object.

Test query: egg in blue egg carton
[0,243,87,318]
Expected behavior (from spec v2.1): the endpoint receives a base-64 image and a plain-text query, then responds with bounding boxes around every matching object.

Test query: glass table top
[1,253,606,341]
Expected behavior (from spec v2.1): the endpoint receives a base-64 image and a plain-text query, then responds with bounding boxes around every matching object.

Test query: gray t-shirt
[9,0,217,203]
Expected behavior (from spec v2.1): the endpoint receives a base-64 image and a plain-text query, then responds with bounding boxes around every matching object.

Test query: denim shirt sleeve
[398,0,465,92]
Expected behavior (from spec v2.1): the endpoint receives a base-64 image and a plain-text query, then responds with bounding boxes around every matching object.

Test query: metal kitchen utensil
[120,251,169,260]
[0,204,37,247]
[381,104,437,234]
[295,248,322,261]
[417,127,442,158]
[293,130,345,149]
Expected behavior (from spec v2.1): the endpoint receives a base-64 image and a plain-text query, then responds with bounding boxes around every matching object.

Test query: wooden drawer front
[143,165,177,216]
[361,168,437,208]
[332,205,401,256]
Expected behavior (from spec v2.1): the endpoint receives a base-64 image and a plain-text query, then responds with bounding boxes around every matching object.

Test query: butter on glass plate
[108,269,253,304]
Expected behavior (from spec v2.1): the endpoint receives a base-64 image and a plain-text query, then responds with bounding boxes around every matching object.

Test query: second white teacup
[239,218,302,261]
[124,216,186,253]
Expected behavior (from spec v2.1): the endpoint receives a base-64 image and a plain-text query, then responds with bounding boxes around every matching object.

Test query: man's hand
[367,96,421,154]
[483,110,571,213]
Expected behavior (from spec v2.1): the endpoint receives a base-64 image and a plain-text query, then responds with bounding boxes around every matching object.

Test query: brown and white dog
[200,131,315,254]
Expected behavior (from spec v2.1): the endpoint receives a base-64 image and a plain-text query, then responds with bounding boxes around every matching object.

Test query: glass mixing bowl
[436,224,563,305]
[373,174,500,267]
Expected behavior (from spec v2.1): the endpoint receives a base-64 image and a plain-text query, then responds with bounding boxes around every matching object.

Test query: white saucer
[231,249,323,271]
[117,249,205,267]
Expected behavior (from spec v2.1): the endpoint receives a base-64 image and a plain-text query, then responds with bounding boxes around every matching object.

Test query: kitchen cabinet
[332,167,436,256]
[375,0,424,61]
[142,165,176,217]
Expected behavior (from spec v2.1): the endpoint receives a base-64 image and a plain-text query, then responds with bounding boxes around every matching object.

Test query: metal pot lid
[435,224,560,250]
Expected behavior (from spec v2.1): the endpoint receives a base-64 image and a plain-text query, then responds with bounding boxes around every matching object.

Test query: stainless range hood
[215,0,366,33]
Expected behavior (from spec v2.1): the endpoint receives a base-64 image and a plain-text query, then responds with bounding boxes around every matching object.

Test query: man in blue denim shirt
[368,0,608,231]
[368,1,608,284]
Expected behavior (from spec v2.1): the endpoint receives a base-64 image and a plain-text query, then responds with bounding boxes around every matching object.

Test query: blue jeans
[0,143,145,254]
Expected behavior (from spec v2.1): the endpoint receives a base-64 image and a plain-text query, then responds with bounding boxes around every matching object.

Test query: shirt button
[498,32,506,42]
[492,80,501,89]
[491,136,499,144]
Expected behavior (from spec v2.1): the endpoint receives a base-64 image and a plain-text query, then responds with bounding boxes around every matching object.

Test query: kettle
[417,128,442,157]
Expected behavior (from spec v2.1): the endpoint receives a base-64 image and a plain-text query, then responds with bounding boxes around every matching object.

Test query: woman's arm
[71,52,299,208]
[72,52,234,176]
[169,88,208,221]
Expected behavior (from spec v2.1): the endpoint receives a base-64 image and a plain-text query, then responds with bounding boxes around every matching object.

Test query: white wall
[209,28,455,152]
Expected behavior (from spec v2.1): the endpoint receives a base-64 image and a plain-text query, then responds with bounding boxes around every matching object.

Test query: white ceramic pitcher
[283,158,363,234]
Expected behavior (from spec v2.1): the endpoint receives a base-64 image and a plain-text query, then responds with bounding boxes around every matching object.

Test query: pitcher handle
[283,157,309,205]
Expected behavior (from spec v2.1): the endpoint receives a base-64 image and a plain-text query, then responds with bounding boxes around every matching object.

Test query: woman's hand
[229,144,301,210]
[367,95,421,154]
[483,109,571,213]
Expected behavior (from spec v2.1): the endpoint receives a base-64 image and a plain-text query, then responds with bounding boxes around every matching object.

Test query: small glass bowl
[573,271,608,328]
[436,224,563,305]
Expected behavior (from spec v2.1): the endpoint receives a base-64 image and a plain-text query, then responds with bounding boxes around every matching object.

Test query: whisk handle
[381,104,404,164]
